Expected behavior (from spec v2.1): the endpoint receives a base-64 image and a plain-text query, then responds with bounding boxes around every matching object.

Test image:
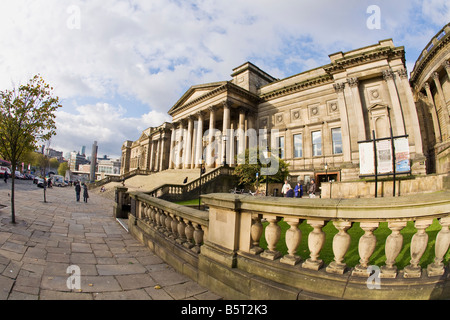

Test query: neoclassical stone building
[122,25,450,183]
[410,23,450,174]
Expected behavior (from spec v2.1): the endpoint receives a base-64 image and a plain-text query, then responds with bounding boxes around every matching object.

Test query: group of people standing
[74,181,89,203]
[281,179,316,198]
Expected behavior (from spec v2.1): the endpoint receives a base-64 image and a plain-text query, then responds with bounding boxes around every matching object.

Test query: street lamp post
[222,134,228,167]
[265,145,271,197]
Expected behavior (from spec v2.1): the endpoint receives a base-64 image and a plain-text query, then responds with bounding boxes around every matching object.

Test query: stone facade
[410,23,450,174]
[121,26,450,182]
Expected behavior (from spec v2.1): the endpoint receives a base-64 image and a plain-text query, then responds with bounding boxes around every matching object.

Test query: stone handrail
[146,166,233,198]
[201,192,450,279]
[128,191,209,254]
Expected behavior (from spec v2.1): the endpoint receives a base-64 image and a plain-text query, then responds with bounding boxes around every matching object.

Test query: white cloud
[53,102,170,158]
[0,0,447,158]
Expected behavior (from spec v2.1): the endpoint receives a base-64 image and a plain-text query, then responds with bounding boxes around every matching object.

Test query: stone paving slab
[0,180,222,301]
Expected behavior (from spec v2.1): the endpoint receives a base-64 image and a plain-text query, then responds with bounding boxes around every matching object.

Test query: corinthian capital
[333,82,345,93]
[347,77,359,87]
[397,68,408,79]
[382,70,395,81]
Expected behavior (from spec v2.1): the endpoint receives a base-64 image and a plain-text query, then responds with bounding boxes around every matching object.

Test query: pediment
[168,81,228,115]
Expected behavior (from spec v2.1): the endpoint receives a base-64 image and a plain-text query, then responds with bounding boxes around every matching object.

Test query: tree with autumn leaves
[0,75,62,224]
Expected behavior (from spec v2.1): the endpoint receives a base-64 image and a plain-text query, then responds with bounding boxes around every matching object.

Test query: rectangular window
[332,128,343,154]
[293,134,303,158]
[312,131,322,157]
[278,136,285,159]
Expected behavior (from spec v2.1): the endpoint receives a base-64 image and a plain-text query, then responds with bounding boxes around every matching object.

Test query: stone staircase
[93,168,218,201]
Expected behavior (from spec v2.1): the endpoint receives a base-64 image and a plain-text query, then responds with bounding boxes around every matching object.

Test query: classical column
[346,77,366,141]
[333,83,352,162]
[432,71,450,138]
[184,116,194,169]
[222,101,231,166]
[195,111,204,168]
[149,141,155,172]
[383,70,405,135]
[397,68,424,155]
[155,138,161,172]
[176,122,184,169]
[208,106,216,168]
[424,82,442,143]
[238,108,246,156]
[444,60,450,81]
[159,134,167,171]
[168,125,176,170]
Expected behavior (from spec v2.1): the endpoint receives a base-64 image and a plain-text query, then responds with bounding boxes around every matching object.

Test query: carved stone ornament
[347,78,359,87]
[398,68,408,79]
[333,82,345,93]
[382,70,395,81]
[276,114,283,123]
[261,118,268,127]
[329,102,338,112]
[293,110,300,120]
[311,107,319,116]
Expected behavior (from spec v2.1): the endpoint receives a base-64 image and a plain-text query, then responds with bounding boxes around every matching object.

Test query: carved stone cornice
[324,46,405,75]
[260,74,334,101]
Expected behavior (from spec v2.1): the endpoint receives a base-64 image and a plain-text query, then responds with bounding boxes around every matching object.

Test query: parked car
[36,178,45,188]
[15,171,24,179]
[51,175,68,187]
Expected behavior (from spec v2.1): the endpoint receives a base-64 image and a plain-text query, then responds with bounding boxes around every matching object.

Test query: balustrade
[130,192,208,255]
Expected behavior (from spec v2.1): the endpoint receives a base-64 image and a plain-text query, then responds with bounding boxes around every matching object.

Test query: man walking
[75,181,81,202]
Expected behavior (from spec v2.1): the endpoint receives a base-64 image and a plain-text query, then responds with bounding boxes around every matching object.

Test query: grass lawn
[175,199,201,206]
[260,219,449,269]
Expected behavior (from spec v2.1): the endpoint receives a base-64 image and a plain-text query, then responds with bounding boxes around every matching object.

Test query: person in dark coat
[75,181,81,202]
[82,183,89,203]
[285,185,294,198]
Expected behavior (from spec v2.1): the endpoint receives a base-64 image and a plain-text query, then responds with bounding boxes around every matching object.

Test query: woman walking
[82,183,89,203]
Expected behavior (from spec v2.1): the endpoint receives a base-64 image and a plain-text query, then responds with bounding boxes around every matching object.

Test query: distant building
[69,151,90,171]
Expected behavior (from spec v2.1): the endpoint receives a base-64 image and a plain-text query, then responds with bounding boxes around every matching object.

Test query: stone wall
[320,173,449,199]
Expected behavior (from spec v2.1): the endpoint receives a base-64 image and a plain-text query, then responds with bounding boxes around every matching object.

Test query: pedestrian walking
[83,183,89,203]
[3,171,8,184]
[75,181,81,202]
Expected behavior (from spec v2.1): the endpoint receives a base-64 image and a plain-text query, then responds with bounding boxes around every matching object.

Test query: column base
[403,265,422,278]
[302,258,323,271]
[325,261,347,274]
[280,254,302,266]
[380,265,398,279]
[427,263,445,277]
[260,250,281,261]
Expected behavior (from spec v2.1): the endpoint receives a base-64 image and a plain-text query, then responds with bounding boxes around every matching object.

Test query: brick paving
[0,179,222,300]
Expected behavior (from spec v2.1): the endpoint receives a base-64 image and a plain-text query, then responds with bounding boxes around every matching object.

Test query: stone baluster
[302,220,326,271]
[249,215,263,255]
[427,217,450,276]
[404,219,433,278]
[184,220,195,249]
[326,221,352,274]
[192,224,204,254]
[381,221,407,278]
[280,218,302,266]
[150,206,157,226]
[154,208,161,229]
[260,216,281,260]
[176,217,187,245]
[353,222,379,277]
[171,214,179,239]
[159,210,166,232]
[164,212,173,236]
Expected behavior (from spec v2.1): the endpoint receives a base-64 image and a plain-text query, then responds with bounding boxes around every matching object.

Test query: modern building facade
[121,26,450,183]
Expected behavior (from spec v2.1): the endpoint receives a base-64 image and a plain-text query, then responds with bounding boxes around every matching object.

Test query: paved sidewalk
[0,179,222,300]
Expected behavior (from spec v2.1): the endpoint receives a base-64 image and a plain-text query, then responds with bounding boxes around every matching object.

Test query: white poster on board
[376,140,393,174]
[359,142,374,175]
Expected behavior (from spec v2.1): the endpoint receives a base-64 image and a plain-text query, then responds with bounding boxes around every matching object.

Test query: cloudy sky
[0,0,449,159]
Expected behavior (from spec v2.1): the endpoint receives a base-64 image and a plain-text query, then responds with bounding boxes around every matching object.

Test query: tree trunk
[10,174,16,224]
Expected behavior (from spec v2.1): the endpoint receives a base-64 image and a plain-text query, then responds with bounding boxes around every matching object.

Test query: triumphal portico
[121,23,450,183]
